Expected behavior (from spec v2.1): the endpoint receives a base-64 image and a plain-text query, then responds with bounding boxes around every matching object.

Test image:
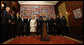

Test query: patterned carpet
[3,36,83,44]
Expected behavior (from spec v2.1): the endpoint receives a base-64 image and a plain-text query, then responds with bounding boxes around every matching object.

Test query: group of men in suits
[1,3,69,43]
[48,14,68,36]
[1,6,31,43]
[1,6,17,43]
[36,15,68,36]
[17,16,31,36]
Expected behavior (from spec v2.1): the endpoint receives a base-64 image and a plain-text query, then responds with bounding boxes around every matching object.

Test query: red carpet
[7,36,82,44]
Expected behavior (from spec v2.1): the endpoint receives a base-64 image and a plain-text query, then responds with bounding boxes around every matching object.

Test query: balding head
[59,13,62,16]
[6,7,10,12]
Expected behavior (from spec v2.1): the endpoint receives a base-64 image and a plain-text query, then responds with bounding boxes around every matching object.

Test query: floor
[2,35,83,44]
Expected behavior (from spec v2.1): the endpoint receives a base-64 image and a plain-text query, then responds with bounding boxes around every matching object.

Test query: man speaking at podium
[41,16,50,41]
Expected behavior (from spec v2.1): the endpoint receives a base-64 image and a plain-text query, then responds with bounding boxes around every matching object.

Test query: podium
[41,21,50,41]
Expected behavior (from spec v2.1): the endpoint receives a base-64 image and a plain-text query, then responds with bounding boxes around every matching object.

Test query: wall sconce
[66,12,68,14]
[2,4,4,7]
[66,12,70,15]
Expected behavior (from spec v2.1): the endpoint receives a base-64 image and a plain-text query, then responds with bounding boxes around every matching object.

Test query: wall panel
[65,1,83,41]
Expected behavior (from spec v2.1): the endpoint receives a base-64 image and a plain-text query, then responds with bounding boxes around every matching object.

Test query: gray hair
[6,7,10,10]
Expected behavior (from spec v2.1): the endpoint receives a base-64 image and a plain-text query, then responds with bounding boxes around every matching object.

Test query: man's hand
[54,23,56,25]
[11,22,15,24]
[8,20,11,23]
[39,23,40,25]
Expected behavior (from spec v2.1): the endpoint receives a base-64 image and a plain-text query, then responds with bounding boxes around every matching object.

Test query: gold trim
[64,36,83,44]
[2,38,14,44]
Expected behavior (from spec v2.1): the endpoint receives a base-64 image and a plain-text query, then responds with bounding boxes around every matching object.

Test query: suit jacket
[19,18,25,27]
[39,19,43,26]
[24,19,31,27]
[17,17,21,24]
[11,15,17,24]
[58,16,67,26]
[1,11,10,25]
[49,18,54,26]
[53,19,58,26]
[36,18,40,26]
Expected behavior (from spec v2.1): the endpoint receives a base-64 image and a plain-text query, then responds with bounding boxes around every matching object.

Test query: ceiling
[18,1,59,5]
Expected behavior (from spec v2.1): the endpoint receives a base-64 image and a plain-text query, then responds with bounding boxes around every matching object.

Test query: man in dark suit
[36,17,39,35]
[7,11,12,39]
[48,18,50,35]
[41,16,49,41]
[38,16,43,36]
[24,17,31,36]
[48,17,54,35]
[17,13,21,36]
[1,7,11,43]
[10,11,17,38]
[57,13,67,36]
[46,18,49,34]
[19,16,25,36]
[52,16,58,35]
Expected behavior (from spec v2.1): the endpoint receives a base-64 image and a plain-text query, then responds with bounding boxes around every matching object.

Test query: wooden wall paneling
[58,2,70,26]
[65,1,83,41]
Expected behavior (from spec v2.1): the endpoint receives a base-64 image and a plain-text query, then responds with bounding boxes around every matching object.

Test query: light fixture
[66,12,68,14]
[66,12,70,15]
[2,4,4,7]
